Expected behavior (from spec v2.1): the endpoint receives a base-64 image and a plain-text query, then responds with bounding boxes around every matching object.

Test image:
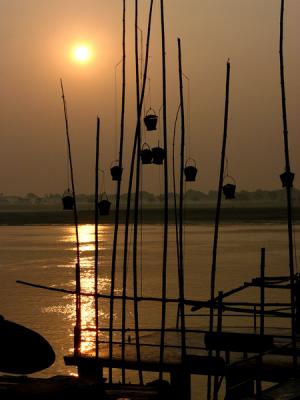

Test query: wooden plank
[225,376,255,400]
[0,375,102,399]
[227,355,300,383]
[0,375,169,399]
[236,379,300,399]
[65,353,226,376]
[260,378,300,399]
[205,331,274,352]
[104,382,172,399]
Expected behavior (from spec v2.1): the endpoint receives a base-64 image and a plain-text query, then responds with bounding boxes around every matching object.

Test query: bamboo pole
[159,0,169,378]
[172,104,182,312]
[131,0,143,385]
[209,61,231,333]
[256,247,265,398]
[16,279,294,316]
[279,0,297,370]
[60,78,81,357]
[109,0,126,383]
[16,279,205,304]
[94,117,100,360]
[213,291,223,400]
[121,0,154,383]
[207,61,231,400]
[177,38,187,361]
[260,248,265,339]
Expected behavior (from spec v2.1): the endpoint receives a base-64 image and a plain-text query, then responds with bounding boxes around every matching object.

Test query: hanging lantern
[144,108,158,131]
[223,183,236,199]
[98,193,111,216]
[222,176,236,200]
[152,146,165,165]
[280,171,294,188]
[62,189,74,210]
[110,160,123,181]
[140,143,153,165]
[184,158,198,182]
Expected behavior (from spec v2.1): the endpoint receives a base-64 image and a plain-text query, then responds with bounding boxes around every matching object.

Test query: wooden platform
[64,329,300,399]
[0,375,172,399]
[65,328,300,373]
[239,379,300,399]
[65,330,226,376]
[260,379,300,400]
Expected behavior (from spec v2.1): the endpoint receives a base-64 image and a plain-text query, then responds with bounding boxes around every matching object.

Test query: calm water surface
[0,222,299,398]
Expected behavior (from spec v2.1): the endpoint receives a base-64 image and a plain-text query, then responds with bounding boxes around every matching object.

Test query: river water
[0,218,299,398]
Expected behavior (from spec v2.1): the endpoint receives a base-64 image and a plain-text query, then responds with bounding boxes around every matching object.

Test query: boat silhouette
[0,315,55,375]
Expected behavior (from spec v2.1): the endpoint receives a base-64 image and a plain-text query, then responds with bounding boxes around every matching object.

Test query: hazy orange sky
[0,0,299,196]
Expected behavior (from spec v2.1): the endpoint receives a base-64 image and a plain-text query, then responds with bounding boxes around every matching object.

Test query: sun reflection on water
[61,224,111,252]
[60,224,113,355]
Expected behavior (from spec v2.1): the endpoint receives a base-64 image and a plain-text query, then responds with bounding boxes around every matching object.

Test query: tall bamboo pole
[121,0,154,383]
[256,247,266,398]
[279,0,297,369]
[207,61,231,400]
[131,0,143,385]
[172,104,181,285]
[60,78,81,357]
[177,38,187,360]
[159,0,169,377]
[94,117,100,360]
[108,0,126,383]
[209,60,231,334]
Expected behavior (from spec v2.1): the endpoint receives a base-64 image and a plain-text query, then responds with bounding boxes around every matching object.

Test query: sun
[72,43,92,64]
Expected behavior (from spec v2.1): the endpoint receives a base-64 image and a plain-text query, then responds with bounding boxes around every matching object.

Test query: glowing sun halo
[73,44,92,64]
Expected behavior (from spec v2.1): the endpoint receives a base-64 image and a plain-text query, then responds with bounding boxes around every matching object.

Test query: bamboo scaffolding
[16,279,294,313]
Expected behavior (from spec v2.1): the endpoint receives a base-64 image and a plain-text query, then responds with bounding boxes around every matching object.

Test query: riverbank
[0,206,299,225]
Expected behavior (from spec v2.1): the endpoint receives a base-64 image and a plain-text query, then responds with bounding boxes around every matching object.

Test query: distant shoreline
[0,206,299,225]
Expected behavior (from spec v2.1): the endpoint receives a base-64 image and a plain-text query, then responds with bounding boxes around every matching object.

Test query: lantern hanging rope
[223,158,236,184]
[99,169,106,194]
[222,158,236,199]
[224,157,229,178]
[114,60,122,159]
[137,26,145,143]
[146,77,152,112]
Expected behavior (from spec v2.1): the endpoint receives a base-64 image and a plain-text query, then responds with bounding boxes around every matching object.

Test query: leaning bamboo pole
[209,61,231,335]
[172,104,181,290]
[60,78,81,357]
[279,0,297,369]
[120,0,154,383]
[207,61,231,400]
[108,0,126,383]
[177,37,187,360]
[131,0,143,385]
[158,0,169,377]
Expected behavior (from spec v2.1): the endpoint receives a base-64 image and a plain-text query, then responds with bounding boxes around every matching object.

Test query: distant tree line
[0,188,299,207]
